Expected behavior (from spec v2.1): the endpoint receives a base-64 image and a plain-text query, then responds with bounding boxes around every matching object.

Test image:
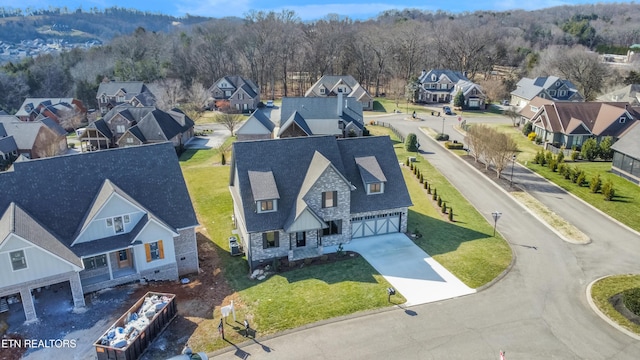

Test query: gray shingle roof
[97,82,148,97]
[355,156,387,183]
[231,135,412,233]
[246,110,275,132]
[278,111,312,137]
[612,122,640,159]
[418,69,469,84]
[0,143,198,255]
[84,118,113,138]
[15,98,76,117]
[280,97,363,133]
[0,123,7,137]
[0,135,18,154]
[248,171,280,201]
[511,76,581,101]
[0,116,64,150]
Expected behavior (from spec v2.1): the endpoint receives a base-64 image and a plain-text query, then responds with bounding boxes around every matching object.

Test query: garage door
[351,213,401,238]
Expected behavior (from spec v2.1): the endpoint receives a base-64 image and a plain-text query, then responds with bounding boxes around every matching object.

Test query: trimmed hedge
[622,287,640,316]
[444,141,464,149]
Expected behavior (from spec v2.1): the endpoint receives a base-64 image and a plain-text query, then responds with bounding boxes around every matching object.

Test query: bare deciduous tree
[154,78,184,111]
[215,107,243,136]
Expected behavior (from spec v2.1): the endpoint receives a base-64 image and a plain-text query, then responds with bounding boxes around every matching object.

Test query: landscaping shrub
[571,150,579,161]
[576,172,586,187]
[564,166,573,180]
[548,159,558,172]
[448,208,454,221]
[444,141,464,149]
[558,163,567,176]
[432,189,437,200]
[527,132,537,141]
[590,174,602,193]
[221,153,226,165]
[534,149,545,165]
[405,158,410,167]
[410,162,414,171]
[424,181,428,189]
[405,133,418,152]
[535,135,543,144]
[545,151,553,165]
[437,196,442,206]
[556,151,565,164]
[602,180,615,201]
[304,258,313,265]
[581,138,599,161]
[571,167,581,183]
[522,122,533,136]
[622,288,640,316]
[435,133,449,141]
[599,136,614,161]
[441,201,447,213]
[420,173,424,183]
[427,184,431,194]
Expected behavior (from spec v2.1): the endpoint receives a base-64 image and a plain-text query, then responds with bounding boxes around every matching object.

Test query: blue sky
[0,0,630,20]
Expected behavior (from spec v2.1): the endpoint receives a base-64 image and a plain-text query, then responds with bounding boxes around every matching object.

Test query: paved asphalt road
[213,113,640,359]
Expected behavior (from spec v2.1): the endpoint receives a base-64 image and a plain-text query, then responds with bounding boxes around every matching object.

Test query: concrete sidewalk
[326,233,475,306]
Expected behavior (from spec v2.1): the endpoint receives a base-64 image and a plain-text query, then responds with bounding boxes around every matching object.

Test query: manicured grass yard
[369,125,512,288]
[591,275,640,335]
[179,145,405,351]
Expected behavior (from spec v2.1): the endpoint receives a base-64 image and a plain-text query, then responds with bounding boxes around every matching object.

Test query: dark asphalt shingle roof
[0,143,198,255]
[231,135,412,233]
[355,156,387,183]
[0,135,18,154]
[248,171,280,201]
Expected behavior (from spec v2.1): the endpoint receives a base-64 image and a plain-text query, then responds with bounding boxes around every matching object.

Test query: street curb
[418,127,583,246]
[452,124,640,240]
[585,276,640,341]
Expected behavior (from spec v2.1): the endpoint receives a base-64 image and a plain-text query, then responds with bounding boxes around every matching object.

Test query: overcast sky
[0,0,629,20]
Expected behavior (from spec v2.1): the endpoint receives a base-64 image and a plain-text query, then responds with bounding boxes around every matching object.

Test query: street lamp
[510,154,517,187]
[491,211,502,237]
[441,117,445,135]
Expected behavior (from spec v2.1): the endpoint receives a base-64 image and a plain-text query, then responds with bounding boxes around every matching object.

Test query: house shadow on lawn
[408,209,495,257]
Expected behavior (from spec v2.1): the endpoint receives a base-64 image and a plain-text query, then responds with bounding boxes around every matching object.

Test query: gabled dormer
[355,156,387,195]
[248,170,280,213]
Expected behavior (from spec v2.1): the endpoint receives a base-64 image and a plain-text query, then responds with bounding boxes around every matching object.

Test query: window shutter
[262,233,267,249]
[333,191,338,206]
[321,192,326,207]
[274,232,280,247]
[158,240,165,259]
[145,243,151,262]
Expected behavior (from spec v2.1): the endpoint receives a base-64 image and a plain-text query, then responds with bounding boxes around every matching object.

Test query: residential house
[0,142,199,323]
[78,105,194,152]
[305,75,374,111]
[236,110,276,141]
[0,116,67,159]
[229,135,412,270]
[517,96,553,125]
[278,95,364,138]
[208,75,260,113]
[597,84,640,106]
[529,101,638,149]
[611,121,640,184]
[15,98,87,130]
[416,69,487,109]
[0,124,18,167]
[96,81,156,115]
[510,76,583,110]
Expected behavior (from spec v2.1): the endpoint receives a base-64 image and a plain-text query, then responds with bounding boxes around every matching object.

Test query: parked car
[166,348,208,360]
[266,100,274,108]
[442,106,452,115]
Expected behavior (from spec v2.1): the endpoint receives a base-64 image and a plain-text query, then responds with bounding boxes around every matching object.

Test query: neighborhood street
[212,113,640,359]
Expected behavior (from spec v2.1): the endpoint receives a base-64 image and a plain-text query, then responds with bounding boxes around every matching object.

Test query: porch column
[69,273,86,309]
[20,288,37,323]
[107,254,113,280]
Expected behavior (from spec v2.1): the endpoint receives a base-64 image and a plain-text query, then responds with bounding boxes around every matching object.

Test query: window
[559,90,567,97]
[145,240,164,262]
[323,220,342,236]
[338,88,343,93]
[101,95,107,103]
[116,125,125,133]
[262,232,279,248]
[106,216,125,233]
[124,215,130,223]
[83,254,107,270]
[368,182,383,194]
[530,105,538,113]
[549,90,556,96]
[619,117,626,124]
[126,137,133,144]
[10,250,27,271]
[322,191,337,208]
[116,96,125,102]
[118,250,128,261]
[225,90,232,97]
[258,200,276,213]
[320,88,325,94]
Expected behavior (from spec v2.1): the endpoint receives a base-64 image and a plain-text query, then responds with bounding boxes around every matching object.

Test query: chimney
[421,69,426,78]
[337,93,343,116]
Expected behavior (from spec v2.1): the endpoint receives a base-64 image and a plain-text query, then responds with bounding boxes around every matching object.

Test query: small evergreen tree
[424,181,428,189]
[441,201,447,213]
[522,122,533,136]
[576,172,586,186]
[432,189,437,200]
[454,90,465,109]
[420,173,424,183]
[556,151,565,163]
[437,196,442,206]
[405,133,418,152]
[448,207,454,221]
[602,180,615,200]
[571,150,579,161]
[405,158,410,166]
[581,138,599,161]
[427,184,431,194]
[221,153,226,165]
[590,174,602,193]
[599,136,614,161]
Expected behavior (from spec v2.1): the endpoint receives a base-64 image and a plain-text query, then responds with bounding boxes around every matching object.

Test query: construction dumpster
[94,292,177,360]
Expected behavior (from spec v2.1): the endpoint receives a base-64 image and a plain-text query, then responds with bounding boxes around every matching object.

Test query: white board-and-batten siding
[133,220,176,272]
[74,194,145,245]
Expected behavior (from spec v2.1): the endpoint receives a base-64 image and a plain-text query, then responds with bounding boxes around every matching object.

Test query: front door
[296,232,306,247]
[118,249,132,268]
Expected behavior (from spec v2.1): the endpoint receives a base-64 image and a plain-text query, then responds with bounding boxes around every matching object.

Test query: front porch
[80,248,138,292]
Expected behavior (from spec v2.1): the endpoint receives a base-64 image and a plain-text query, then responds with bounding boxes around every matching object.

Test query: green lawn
[179,147,404,350]
[366,98,506,119]
[591,275,640,335]
[370,125,512,288]
[481,123,640,233]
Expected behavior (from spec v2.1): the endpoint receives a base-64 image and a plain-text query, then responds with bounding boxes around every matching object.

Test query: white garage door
[351,213,401,238]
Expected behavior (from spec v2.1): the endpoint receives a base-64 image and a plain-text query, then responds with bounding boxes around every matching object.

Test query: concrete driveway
[327,233,474,306]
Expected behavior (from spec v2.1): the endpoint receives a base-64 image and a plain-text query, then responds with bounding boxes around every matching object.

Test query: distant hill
[0,7,210,43]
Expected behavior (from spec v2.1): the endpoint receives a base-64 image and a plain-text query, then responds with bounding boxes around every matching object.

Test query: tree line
[0,3,639,114]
